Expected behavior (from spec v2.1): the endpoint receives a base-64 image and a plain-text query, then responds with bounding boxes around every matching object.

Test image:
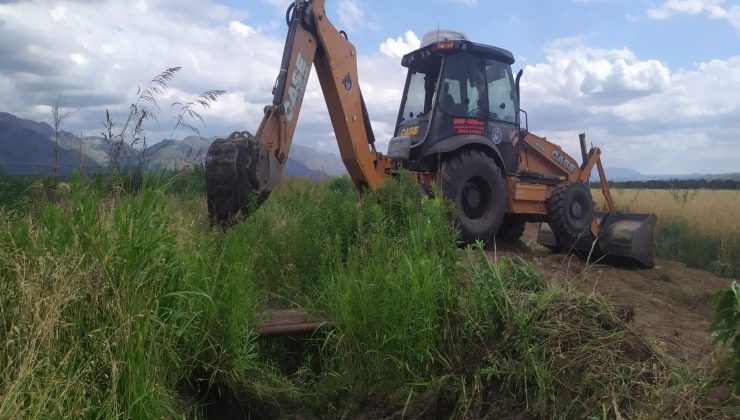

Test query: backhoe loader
[206,0,657,267]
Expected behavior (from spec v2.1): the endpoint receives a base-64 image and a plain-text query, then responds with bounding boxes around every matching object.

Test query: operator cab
[388,30,522,175]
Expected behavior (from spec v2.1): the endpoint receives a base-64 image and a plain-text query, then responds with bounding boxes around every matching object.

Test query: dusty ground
[490,223,735,370]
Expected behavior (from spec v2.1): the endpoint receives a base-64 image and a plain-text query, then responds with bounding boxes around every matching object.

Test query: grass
[0,173,50,214]
[0,173,264,417]
[0,173,737,418]
[594,188,740,277]
[710,281,740,394]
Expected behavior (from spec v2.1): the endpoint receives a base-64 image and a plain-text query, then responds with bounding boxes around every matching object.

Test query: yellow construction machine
[206,0,657,267]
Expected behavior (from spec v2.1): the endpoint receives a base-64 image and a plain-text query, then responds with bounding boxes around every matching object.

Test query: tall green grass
[314,178,459,390]
[0,173,49,214]
[0,173,736,418]
[0,173,462,417]
[0,174,268,417]
[456,253,662,418]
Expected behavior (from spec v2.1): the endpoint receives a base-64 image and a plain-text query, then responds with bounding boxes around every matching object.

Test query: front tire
[440,149,506,243]
[545,181,594,247]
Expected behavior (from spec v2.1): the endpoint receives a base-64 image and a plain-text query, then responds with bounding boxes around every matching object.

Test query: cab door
[485,59,520,174]
[427,54,489,144]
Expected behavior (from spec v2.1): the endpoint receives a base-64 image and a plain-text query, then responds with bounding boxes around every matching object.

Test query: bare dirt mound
[490,223,734,370]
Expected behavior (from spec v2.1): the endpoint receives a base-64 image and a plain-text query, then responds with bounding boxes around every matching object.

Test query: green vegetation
[0,173,737,418]
[658,219,740,278]
[592,178,740,191]
[711,282,740,393]
[0,172,47,213]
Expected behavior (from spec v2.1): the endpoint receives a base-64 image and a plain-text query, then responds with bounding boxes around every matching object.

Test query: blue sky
[0,0,738,173]
[238,0,739,68]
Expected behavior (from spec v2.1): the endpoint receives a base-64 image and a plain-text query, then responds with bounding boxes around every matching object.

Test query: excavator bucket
[205,131,283,226]
[537,211,657,268]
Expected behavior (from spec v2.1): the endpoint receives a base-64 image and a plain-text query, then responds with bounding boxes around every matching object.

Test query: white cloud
[521,39,740,173]
[379,31,421,58]
[69,53,87,66]
[647,0,740,31]
[0,1,738,173]
[0,0,406,155]
[523,39,671,103]
[337,0,377,30]
[0,0,281,140]
[228,21,256,38]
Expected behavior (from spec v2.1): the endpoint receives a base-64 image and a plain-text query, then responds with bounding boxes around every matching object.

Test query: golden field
[593,189,740,237]
[593,188,740,271]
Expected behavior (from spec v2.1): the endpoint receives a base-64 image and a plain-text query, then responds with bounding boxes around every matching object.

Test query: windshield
[398,69,438,126]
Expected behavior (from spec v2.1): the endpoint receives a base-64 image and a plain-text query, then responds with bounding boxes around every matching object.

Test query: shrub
[710,282,740,393]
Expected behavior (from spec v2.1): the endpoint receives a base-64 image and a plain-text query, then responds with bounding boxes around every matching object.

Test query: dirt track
[492,224,734,370]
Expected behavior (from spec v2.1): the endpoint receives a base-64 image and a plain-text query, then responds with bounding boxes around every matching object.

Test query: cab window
[439,55,487,117]
[486,60,516,123]
[399,70,428,123]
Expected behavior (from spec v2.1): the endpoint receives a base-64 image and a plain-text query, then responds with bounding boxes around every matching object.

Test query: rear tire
[440,149,506,243]
[545,181,594,247]
[496,214,527,243]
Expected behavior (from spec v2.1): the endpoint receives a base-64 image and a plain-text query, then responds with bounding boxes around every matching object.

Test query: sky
[0,0,738,174]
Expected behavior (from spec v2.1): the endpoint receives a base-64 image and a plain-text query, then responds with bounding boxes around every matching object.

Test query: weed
[709,282,740,393]
[100,68,224,173]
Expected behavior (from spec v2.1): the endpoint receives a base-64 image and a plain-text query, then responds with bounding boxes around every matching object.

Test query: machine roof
[401,39,515,72]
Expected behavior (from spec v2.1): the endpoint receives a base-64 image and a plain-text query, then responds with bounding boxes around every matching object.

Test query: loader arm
[520,132,614,237]
[522,132,657,267]
[206,0,390,224]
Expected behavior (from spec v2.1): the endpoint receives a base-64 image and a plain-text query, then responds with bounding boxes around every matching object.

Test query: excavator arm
[206,0,390,224]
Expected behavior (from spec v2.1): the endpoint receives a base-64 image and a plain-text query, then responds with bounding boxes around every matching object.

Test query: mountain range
[0,112,346,178]
[603,167,740,182]
[0,112,737,182]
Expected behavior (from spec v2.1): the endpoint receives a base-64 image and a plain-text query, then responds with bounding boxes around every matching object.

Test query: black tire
[440,149,506,243]
[545,181,594,247]
[496,214,527,243]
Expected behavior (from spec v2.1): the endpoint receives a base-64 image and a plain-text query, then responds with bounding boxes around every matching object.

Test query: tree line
[591,178,740,190]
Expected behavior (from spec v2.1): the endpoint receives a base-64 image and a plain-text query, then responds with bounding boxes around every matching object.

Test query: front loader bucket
[536,223,560,251]
[206,131,283,226]
[538,211,657,268]
[597,211,657,268]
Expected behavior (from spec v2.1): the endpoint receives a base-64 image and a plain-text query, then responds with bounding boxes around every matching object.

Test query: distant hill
[8,111,733,183]
[0,112,344,179]
[0,112,54,138]
[290,145,347,177]
[0,120,102,176]
[604,167,739,182]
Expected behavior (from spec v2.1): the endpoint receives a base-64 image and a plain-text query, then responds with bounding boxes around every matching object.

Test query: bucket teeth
[205,131,283,226]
